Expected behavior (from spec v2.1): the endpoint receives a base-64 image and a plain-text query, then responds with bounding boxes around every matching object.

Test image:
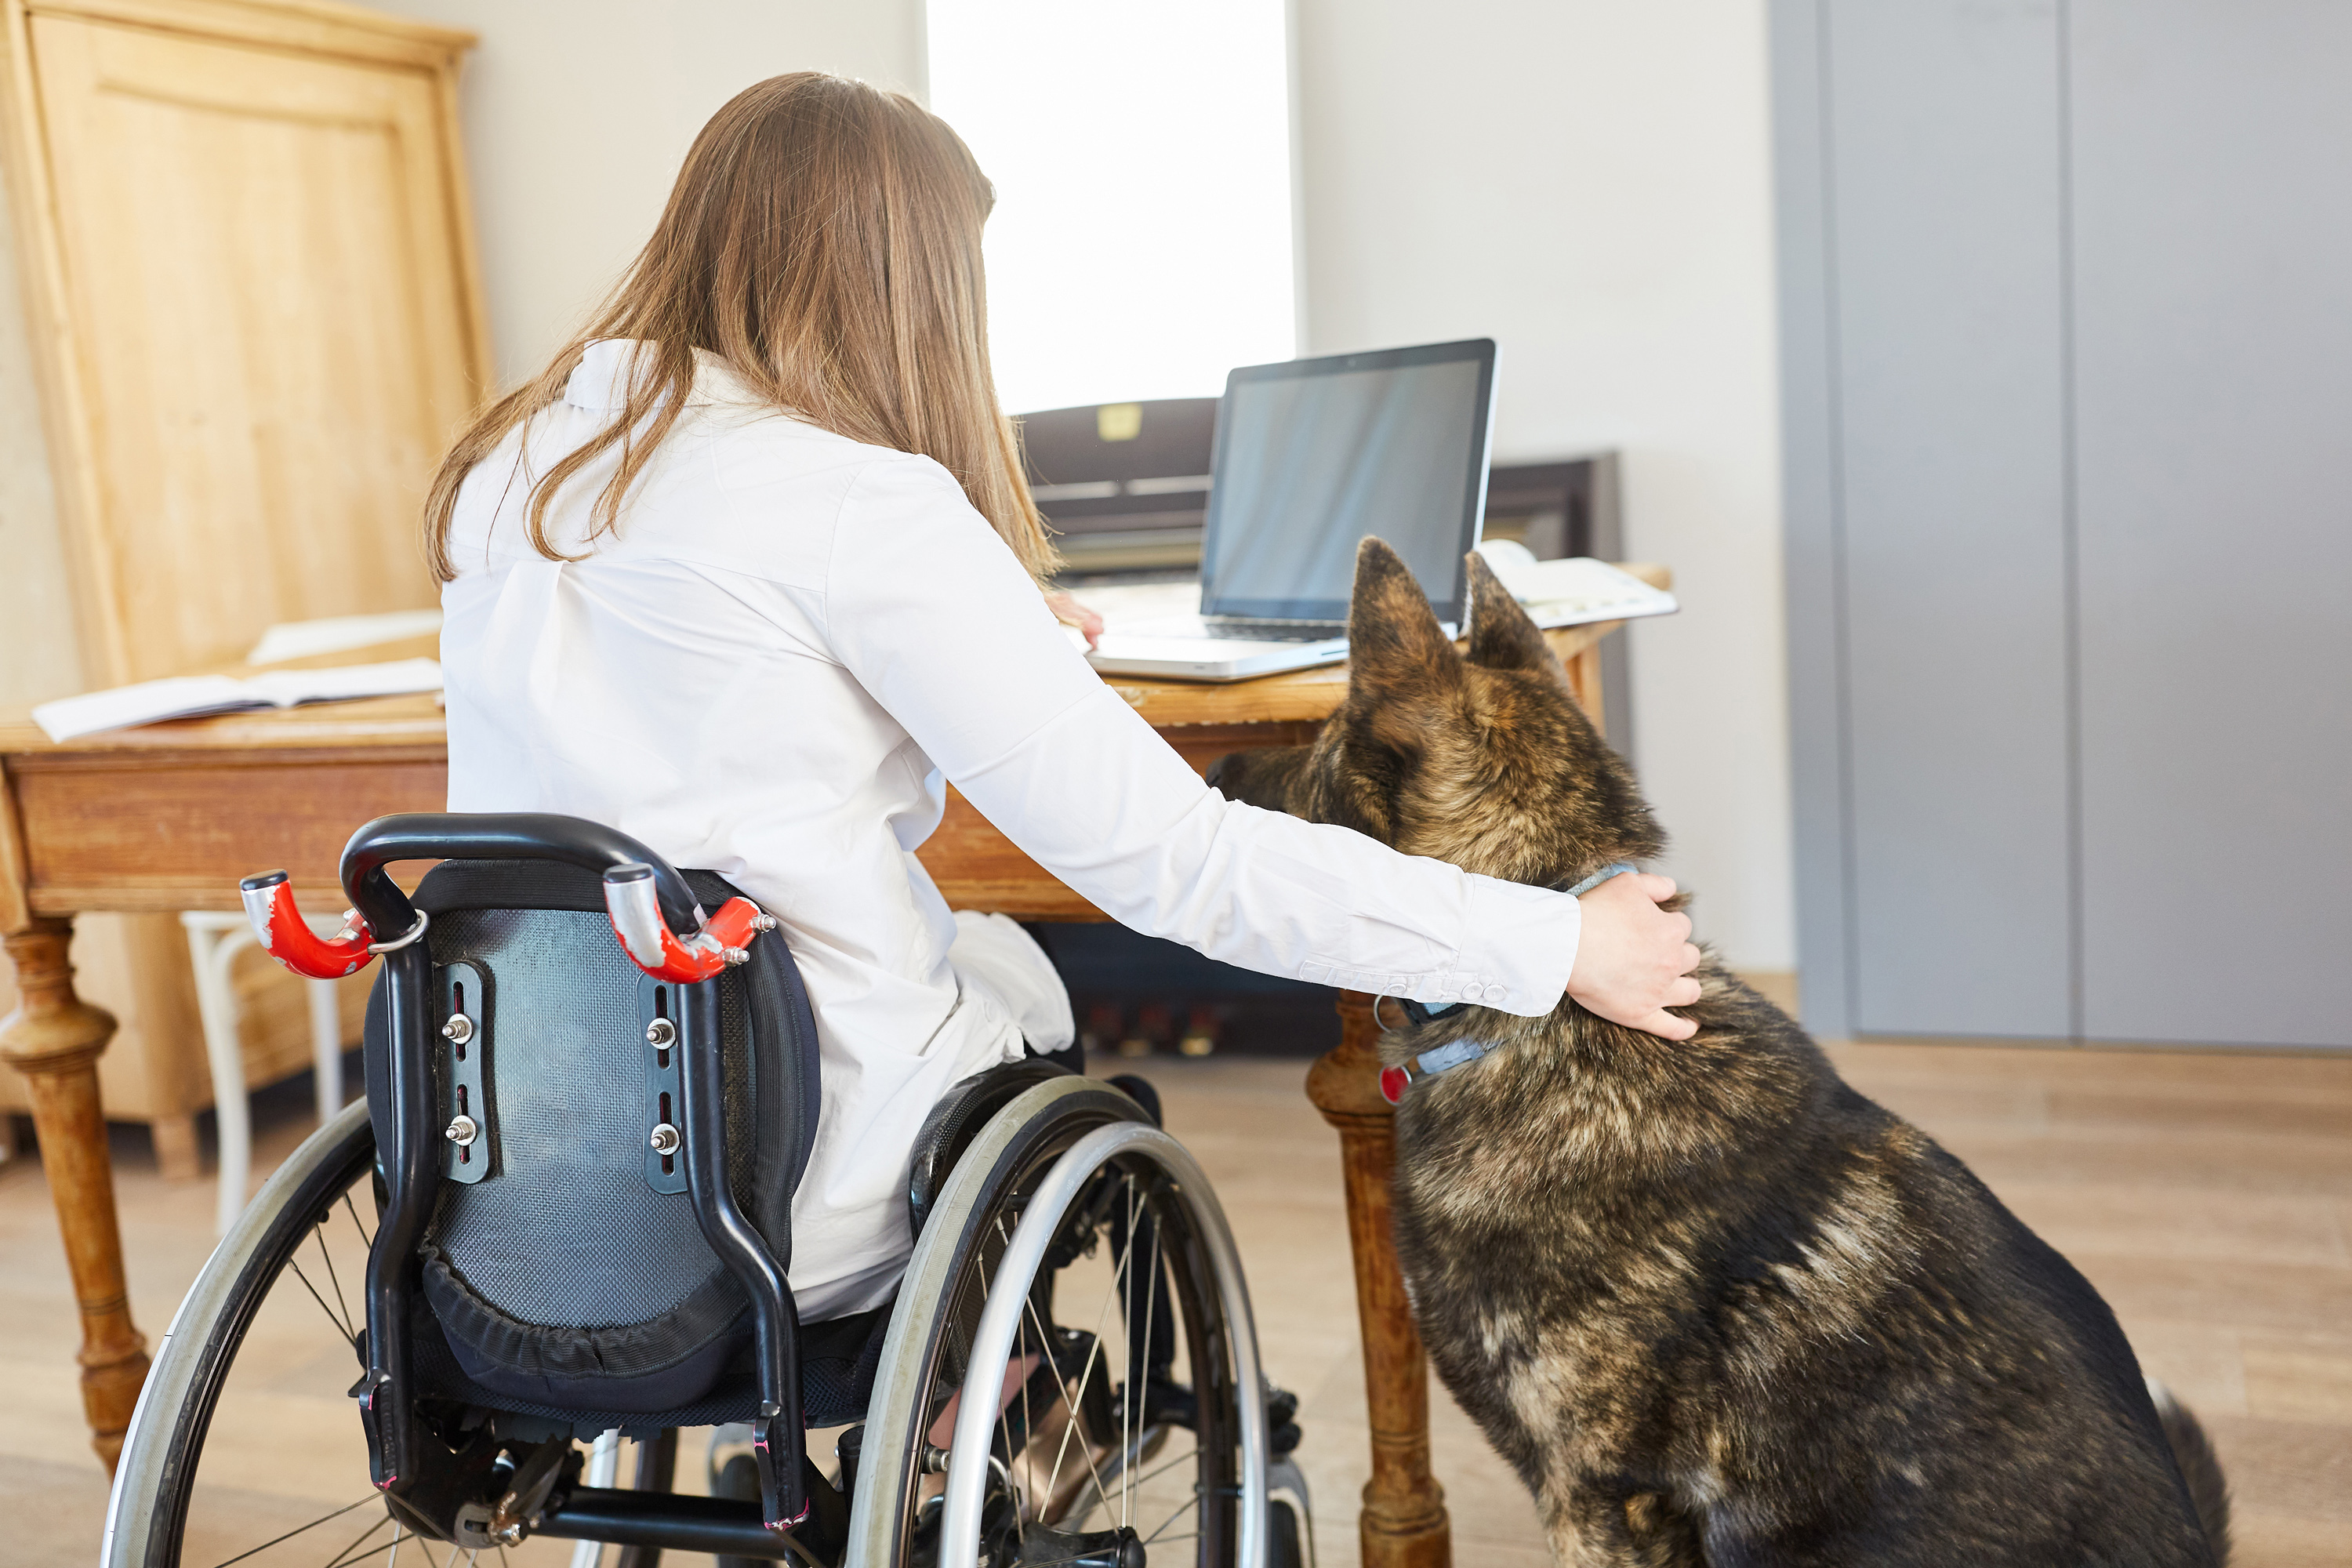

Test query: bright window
[925,0,1298,416]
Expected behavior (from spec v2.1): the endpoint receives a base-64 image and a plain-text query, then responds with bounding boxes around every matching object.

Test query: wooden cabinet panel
[0,0,485,1133]
[21,8,484,680]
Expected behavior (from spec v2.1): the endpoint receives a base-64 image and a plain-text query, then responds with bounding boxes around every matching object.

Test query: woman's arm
[819,456,1698,1029]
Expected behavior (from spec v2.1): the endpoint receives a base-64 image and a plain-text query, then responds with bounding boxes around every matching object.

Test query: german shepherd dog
[1207,539,2230,1566]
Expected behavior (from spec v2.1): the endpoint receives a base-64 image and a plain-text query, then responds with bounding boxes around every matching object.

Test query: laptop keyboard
[1200,620,1347,643]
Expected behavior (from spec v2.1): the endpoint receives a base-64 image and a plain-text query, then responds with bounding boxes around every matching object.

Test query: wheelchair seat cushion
[364,859,820,1414]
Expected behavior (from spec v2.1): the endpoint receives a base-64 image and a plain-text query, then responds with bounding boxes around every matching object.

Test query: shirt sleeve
[815,454,1583,1017]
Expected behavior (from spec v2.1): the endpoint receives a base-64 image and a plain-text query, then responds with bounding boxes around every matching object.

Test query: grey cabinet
[1773,0,2351,1050]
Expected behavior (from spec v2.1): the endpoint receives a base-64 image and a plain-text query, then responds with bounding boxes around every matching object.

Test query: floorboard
[1,1040,2343,1565]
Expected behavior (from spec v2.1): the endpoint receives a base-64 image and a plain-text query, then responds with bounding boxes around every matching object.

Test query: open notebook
[31,658,444,743]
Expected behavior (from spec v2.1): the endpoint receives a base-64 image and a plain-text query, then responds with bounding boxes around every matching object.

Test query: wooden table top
[0,564,1669,757]
[0,567,1668,925]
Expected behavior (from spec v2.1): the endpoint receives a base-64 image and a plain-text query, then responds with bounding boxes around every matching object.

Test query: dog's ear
[1463,550,1562,677]
[1348,536,1464,705]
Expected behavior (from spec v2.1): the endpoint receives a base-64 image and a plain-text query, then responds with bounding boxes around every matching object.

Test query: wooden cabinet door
[19,7,487,681]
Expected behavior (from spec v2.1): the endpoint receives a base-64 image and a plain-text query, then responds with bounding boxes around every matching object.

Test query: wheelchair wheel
[848,1076,1281,1568]
[104,1079,1304,1568]
[103,1099,408,1567]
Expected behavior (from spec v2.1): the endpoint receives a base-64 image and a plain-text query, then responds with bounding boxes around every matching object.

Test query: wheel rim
[938,1123,1266,1568]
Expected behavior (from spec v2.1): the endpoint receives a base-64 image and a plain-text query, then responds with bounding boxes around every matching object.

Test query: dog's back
[1208,540,2229,1565]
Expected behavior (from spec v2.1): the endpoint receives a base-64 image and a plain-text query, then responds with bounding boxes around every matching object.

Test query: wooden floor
[0,1040,2346,1566]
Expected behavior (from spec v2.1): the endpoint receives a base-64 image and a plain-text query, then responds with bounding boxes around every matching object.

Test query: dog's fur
[1207,539,2230,1566]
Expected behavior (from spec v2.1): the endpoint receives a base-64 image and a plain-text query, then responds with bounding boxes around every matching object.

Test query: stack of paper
[1472,541,1679,629]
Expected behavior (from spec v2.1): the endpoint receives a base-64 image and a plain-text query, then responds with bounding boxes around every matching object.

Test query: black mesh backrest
[364,859,820,1416]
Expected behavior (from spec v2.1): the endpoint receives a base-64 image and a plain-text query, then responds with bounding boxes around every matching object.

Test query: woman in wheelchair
[103,73,1700,1568]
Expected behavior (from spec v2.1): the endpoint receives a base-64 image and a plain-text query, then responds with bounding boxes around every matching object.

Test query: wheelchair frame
[103,808,1301,1568]
[243,812,813,1544]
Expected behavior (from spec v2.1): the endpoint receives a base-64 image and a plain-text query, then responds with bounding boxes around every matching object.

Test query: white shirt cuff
[1296,873,1581,1018]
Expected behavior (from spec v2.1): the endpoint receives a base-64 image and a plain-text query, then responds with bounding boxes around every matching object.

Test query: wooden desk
[0,585,1658,1568]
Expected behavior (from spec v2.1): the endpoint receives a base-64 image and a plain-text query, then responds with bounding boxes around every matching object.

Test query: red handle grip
[237,862,770,987]
[238,873,376,979]
[604,864,770,982]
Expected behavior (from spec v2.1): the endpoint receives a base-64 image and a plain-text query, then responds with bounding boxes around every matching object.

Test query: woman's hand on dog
[1568,873,1704,1040]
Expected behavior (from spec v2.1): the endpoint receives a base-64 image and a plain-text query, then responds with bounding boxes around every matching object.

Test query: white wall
[377,0,927,385]
[4,0,1792,967]
[1293,0,1794,970]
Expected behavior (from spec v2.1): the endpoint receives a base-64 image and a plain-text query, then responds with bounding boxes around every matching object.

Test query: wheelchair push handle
[238,870,388,978]
[238,812,774,983]
[601,862,775,982]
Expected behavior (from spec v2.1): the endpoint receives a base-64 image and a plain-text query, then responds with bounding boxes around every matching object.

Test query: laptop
[1084,338,1499,681]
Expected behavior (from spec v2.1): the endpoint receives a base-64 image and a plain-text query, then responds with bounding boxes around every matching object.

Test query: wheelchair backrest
[364,858,819,1415]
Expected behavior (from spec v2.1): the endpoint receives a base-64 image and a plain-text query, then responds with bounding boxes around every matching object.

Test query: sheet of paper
[1474,549,1679,628]
[31,659,444,743]
[1057,555,1673,652]
[246,608,442,665]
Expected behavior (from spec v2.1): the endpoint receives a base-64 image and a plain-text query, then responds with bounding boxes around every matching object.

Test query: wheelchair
[102,814,1312,1568]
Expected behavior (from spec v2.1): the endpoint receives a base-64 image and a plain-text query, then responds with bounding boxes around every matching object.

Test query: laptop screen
[1199,339,1497,625]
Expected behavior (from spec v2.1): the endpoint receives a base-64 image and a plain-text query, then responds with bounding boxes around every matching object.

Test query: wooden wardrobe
[0,0,490,1171]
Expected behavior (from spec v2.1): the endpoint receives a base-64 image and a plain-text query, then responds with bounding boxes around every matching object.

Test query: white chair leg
[307,977,344,1123]
[570,1430,622,1568]
[180,913,255,1239]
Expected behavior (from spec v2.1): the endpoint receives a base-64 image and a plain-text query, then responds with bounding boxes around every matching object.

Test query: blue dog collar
[1377,862,1637,1103]
[1563,862,1639,900]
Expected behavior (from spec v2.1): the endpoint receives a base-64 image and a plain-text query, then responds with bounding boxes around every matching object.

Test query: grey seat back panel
[428,906,719,1327]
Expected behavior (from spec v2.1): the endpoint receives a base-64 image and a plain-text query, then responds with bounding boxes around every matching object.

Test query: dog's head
[1207,536,1664,887]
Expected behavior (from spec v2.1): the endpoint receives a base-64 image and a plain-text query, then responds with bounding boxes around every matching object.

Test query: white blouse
[440,340,1583,1319]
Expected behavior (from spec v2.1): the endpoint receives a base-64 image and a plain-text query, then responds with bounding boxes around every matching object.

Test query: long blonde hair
[423,72,1056,583]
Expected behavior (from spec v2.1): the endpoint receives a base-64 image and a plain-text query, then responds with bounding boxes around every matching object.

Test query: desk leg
[1305,990,1450,1568]
[1564,643,1606,740]
[1,917,151,1472]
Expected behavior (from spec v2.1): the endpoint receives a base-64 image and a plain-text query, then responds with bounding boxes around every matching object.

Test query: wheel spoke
[1019,1534,1198,1568]
[316,1510,387,1567]
[316,1221,357,1341]
[205,1494,378,1568]
[1142,1494,1200,1545]
[343,1189,376,1251]
[1031,1185,1131,1526]
[996,1214,1033,1545]
[286,1254,358,1345]
[1127,1176,1160,1534]
[321,1516,404,1568]
[1116,1442,1201,1499]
